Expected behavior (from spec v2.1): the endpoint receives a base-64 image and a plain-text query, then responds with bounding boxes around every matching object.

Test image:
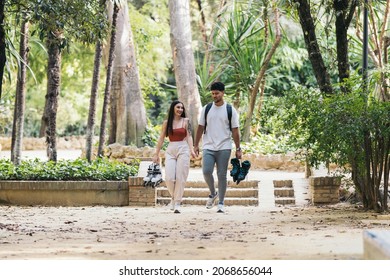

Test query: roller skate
[236,160,251,184]
[143,163,155,186]
[230,158,241,182]
[150,164,163,188]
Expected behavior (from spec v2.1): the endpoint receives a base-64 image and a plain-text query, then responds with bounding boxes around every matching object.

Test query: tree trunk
[242,3,281,142]
[169,0,202,135]
[333,0,357,93]
[85,41,103,162]
[195,0,208,50]
[11,20,29,165]
[97,2,119,157]
[45,31,62,162]
[0,0,5,99]
[294,0,333,94]
[108,0,147,147]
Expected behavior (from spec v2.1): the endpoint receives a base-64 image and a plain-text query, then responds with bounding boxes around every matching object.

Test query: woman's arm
[185,118,196,159]
[152,120,167,163]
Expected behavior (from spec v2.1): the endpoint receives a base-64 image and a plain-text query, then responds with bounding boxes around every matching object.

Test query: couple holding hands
[152,82,243,214]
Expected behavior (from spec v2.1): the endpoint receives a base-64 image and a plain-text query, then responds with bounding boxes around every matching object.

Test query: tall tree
[85,0,106,162]
[293,0,333,94]
[242,1,282,142]
[108,0,147,147]
[0,0,5,100]
[169,0,202,134]
[97,1,119,157]
[44,31,62,161]
[10,18,29,165]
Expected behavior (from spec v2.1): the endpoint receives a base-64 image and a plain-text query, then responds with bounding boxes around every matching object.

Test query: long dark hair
[166,100,186,137]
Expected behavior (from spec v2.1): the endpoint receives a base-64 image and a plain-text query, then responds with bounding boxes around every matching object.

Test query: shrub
[0,158,138,181]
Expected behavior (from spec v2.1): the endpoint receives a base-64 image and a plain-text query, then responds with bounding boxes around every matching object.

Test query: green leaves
[0,157,138,181]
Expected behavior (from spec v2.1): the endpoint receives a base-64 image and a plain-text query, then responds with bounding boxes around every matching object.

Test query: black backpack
[204,102,232,134]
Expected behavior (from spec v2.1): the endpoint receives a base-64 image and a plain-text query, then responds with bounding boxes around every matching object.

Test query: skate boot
[236,160,251,184]
[150,164,163,188]
[230,158,241,182]
[143,163,155,186]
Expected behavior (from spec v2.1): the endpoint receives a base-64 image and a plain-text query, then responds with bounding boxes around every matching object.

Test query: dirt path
[1,203,389,260]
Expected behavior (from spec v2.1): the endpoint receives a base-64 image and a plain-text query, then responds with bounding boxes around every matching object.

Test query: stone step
[157,197,259,206]
[273,180,293,188]
[156,188,258,198]
[274,187,294,197]
[159,180,259,189]
[275,197,296,205]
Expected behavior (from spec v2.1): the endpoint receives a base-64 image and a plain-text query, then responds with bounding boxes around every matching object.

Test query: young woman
[153,100,196,213]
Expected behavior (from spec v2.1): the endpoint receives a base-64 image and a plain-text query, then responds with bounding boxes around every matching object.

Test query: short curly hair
[210,81,225,91]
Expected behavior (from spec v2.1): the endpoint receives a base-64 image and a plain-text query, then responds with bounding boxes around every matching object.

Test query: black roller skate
[236,160,251,184]
[150,164,163,188]
[230,158,241,182]
[143,163,155,186]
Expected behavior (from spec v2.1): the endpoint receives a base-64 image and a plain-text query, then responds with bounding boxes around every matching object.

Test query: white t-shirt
[198,102,239,151]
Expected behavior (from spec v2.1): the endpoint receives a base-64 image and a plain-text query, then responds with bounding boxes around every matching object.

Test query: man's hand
[194,146,200,157]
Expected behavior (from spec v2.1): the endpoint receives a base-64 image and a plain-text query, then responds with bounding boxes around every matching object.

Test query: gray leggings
[202,149,231,204]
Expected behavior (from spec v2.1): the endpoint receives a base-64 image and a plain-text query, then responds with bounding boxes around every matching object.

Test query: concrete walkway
[0,149,329,210]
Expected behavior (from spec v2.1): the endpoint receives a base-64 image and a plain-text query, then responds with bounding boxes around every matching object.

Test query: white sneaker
[217,203,224,213]
[174,203,181,214]
[206,192,218,209]
[169,199,174,211]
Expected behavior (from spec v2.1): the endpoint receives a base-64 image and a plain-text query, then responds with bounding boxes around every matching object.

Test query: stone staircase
[156,180,259,206]
[273,180,296,205]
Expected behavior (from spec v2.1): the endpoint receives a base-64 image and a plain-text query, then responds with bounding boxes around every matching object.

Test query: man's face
[211,90,224,103]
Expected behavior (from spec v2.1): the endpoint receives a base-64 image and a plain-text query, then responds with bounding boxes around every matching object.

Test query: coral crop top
[168,120,187,142]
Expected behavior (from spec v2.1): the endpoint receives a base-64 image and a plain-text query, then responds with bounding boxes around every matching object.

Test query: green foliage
[271,82,390,170]
[241,133,292,155]
[0,157,138,181]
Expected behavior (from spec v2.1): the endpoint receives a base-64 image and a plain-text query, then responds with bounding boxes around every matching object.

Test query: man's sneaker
[206,192,218,209]
[174,203,181,214]
[217,203,224,213]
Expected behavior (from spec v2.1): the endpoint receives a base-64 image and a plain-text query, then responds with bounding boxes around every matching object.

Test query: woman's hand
[190,150,197,159]
[152,154,159,164]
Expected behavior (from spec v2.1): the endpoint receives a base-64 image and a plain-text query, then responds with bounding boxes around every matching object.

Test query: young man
[194,81,242,213]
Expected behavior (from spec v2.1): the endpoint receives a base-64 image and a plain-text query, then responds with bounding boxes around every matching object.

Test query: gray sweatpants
[202,149,231,205]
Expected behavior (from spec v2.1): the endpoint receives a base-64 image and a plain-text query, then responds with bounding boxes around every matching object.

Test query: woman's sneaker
[174,203,181,214]
[206,192,218,209]
[169,199,175,211]
[217,203,224,213]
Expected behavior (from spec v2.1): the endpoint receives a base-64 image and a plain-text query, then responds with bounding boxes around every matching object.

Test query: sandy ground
[1,203,389,260]
[1,150,389,260]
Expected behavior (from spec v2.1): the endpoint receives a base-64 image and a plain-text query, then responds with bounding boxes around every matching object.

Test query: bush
[0,158,139,181]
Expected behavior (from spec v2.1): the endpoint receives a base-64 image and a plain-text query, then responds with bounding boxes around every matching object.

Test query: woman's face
[174,103,184,117]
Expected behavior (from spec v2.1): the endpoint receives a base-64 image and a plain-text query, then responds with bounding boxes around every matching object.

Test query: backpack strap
[203,103,213,134]
[227,103,232,131]
[204,102,232,134]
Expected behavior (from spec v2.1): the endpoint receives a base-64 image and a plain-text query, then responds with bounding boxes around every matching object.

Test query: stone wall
[0,137,305,171]
[309,176,341,204]
[0,136,86,151]
[104,143,305,171]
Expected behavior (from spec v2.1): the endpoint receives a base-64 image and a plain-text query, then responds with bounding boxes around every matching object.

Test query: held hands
[193,146,200,157]
[236,150,242,160]
[190,149,197,159]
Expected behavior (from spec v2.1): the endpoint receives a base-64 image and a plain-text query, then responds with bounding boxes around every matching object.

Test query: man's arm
[231,127,242,159]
